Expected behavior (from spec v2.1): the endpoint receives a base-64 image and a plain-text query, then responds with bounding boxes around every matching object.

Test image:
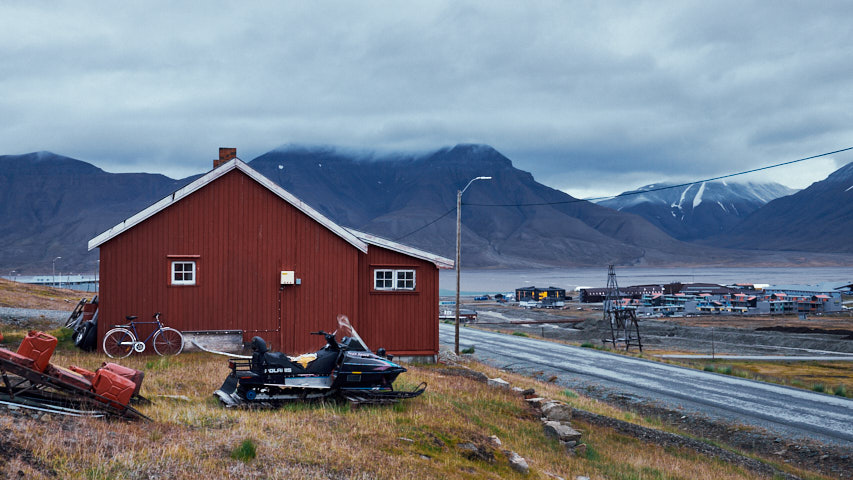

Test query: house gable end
[88,159,367,252]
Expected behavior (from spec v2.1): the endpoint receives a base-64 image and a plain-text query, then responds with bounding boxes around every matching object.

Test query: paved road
[439,324,853,445]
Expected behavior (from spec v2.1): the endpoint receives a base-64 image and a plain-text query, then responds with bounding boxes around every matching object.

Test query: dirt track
[449,303,853,478]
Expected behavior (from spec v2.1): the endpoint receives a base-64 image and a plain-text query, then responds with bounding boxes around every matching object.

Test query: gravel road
[441,323,853,445]
[0,307,69,326]
[440,322,853,477]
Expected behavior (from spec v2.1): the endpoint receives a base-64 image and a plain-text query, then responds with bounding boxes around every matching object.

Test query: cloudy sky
[2,1,852,198]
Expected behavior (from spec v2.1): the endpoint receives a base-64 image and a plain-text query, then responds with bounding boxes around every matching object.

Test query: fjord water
[439,266,852,296]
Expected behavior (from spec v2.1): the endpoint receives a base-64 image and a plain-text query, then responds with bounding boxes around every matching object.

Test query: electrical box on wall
[280,271,295,285]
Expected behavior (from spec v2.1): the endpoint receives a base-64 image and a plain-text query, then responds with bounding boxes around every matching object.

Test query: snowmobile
[213,315,426,407]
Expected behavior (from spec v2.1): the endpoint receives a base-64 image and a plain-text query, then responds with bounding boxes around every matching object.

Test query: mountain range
[598,181,797,241]
[701,161,853,253]
[1,146,851,274]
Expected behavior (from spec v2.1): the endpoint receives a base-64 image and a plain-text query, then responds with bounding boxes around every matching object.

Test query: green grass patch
[580,342,595,348]
[50,327,76,349]
[561,389,578,399]
[0,330,26,345]
[703,364,715,372]
[231,438,257,462]
[833,384,846,396]
[145,356,180,370]
[461,346,475,354]
[812,383,825,393]
[512,331,529,337]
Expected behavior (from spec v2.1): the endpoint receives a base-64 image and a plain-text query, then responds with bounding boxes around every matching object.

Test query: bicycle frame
[119,319,165,348]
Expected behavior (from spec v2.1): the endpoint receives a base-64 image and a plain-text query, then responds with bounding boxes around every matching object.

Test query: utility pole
[455,176,492,355]
[52,256,61,287]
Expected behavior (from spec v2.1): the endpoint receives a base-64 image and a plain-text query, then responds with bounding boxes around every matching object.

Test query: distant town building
[515,286,568,308]
[579,280,847,316]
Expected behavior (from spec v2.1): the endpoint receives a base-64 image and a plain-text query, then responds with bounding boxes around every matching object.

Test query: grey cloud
[1,1,852,193]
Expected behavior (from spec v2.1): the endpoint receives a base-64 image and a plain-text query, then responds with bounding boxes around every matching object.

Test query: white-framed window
[396,270,415,290]
[374,269,394,290]
[374,269,416,291]
[171,261,196,285]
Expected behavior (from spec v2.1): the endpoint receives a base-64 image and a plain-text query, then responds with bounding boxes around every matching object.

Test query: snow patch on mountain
[598,179,798,241]
[672,184,693,210]
[693,182,706,209]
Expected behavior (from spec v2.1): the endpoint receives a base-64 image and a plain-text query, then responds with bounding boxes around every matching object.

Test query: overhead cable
[464,146,853,207]
[393,145,853,240]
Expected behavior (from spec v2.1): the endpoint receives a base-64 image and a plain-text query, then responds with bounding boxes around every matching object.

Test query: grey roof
[765,282,850,293]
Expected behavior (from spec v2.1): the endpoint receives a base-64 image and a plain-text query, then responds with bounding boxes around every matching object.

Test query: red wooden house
[88,150,452,359]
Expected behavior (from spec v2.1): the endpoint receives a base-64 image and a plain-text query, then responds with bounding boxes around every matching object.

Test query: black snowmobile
[214,315,425,406]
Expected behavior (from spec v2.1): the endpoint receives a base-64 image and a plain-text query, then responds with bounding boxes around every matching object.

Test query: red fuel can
[101,362,145,396]
[17,331,58,372]
[92,368,136,408]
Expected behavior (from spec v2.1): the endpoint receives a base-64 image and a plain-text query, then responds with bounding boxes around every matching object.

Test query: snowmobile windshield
[336,314,368,351]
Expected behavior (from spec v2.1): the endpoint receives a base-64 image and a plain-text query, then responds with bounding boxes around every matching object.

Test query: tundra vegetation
[0,281,843,479]
[1,338,831,479]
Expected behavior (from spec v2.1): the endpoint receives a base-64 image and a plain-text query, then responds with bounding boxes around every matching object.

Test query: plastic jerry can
[101,362,145,396]
[17,331,58,372]
[92,368,136,408]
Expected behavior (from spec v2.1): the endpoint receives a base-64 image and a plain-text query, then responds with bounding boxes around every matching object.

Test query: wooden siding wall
[357,246,439,355]
[98,170,360,353]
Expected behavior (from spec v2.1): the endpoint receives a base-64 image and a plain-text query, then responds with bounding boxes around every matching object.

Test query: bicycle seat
[125,315,138,321]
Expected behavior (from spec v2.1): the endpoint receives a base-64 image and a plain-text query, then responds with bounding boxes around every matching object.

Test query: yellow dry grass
[0,278,90,310]
[1,329,833,480]
[673,358,853,396]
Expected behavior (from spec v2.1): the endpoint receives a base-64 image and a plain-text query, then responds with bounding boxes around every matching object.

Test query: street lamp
[52,256,61,286]
[455,176,492,355]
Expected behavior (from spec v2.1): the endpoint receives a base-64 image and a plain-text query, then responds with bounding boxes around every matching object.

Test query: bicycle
[102,312,184,358]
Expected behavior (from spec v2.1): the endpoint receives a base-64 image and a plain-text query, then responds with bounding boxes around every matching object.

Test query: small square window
[172,261,196,285]
[374,269,393,290]
[396,270,415,290]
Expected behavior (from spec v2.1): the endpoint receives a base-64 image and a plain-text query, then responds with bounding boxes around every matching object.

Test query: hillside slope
[0,152,194,273]
[702,162,853,252]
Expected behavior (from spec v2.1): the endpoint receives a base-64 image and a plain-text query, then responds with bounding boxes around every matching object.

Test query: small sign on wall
[280,271,295,285]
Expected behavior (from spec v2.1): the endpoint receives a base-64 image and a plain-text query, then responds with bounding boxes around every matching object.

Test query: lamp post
[52,256,61,287]
[455,176,492,355]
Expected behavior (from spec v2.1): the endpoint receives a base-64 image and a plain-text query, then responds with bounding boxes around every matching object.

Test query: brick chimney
[214,147,237,169]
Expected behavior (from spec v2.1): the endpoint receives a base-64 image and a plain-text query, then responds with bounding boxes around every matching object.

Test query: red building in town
[88,149,452,358]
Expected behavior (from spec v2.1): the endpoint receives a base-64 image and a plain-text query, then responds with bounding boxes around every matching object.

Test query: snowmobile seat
[303,349,338,374]
[261,351,307,374]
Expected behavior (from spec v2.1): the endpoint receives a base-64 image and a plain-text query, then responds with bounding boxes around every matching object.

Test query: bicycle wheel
[153,327,183,356]
[103,328,135,358]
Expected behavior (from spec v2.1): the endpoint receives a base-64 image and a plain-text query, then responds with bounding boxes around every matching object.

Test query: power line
[464,146,853,207]
[391,146,852,240]
[394,206,456,241]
